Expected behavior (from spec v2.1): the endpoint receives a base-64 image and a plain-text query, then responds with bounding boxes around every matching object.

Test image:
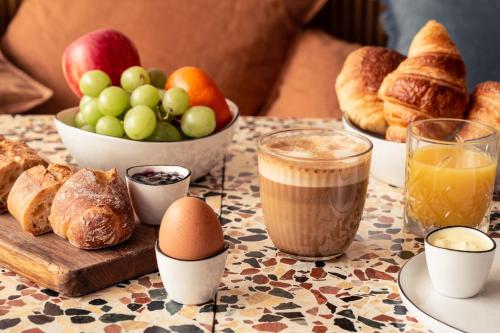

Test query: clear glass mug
[404,119,498,236]
[257,128,372,260]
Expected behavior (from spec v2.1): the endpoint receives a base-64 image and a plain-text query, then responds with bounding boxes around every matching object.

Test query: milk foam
[264,135,366,160]
[258,134,371,187]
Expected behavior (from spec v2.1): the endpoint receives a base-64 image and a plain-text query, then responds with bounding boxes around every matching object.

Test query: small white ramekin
[155,241,228,305]
[125,165,191,225]
[425,226,496,298]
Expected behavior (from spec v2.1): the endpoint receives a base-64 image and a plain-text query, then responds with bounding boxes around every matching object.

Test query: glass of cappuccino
[257,129,372,260]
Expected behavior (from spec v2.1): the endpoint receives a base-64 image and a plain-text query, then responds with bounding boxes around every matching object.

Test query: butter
[428,227,492,251]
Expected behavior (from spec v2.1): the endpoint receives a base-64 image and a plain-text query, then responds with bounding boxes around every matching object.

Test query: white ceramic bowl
[425,226,496,298]
[54,100,239,181]
[155,241,228,305]
[342,116,406,188]
[125,165,191,225]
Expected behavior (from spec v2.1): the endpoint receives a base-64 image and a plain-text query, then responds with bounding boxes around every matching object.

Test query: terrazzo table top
[0,115,498,333]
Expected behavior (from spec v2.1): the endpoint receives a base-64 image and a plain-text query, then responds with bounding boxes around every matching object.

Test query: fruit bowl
[55,100,239,181]
[342,115,406,187]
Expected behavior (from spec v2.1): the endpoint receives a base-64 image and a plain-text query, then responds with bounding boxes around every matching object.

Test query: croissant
[336,47,405,135]
[466,81,500,130]
[379,20,468,142]
[458,81,500,140]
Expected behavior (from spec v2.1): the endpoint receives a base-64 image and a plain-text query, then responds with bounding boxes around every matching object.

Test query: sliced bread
[7,164,73,235]
[0,136,47,213]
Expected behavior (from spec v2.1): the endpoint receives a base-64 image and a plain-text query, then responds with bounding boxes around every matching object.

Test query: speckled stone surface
[0,115,498,333]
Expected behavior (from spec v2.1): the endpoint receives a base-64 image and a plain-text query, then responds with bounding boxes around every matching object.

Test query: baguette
[0,136,47,213]
[7,164,74,235]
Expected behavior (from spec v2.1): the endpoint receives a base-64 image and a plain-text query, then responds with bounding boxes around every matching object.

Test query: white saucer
[398,240,500,333]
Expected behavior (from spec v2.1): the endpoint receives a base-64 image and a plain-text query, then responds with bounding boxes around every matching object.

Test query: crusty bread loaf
[0,136,47,213]
[379,20,468,142]
[336,46,405,135]
[49,168,135,249]
[7,164,74,235]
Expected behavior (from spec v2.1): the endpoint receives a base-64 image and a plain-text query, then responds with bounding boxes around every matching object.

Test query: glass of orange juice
[405,119,498,236]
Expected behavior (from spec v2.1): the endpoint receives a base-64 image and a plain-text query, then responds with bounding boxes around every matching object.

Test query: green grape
[120,66,150,92]
[162,87,189,116]
[81,98,103,125]
[118,108,129,121]
[124,106,157,140]
[156,106,177,123]
[170,121,190,140]
[96,116,125,137]
[74,111,87,128]
[177,123,191,140]
[165,111,176,122]
[122,132,131,140]
[98,86,129,117]
[78,70,111,97]
[130,84,160,108]
[148,68,167,88]
[147,121,181,142]
[157,89,166,101]
[181,106,216,138]
[79,95,93,109]
[80,124,96,132]
[157,104,175,122]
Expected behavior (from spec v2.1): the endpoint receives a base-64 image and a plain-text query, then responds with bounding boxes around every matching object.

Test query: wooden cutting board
[0,214,158,297]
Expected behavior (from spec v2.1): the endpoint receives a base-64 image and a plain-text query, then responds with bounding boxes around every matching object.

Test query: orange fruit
[165,66,232,130]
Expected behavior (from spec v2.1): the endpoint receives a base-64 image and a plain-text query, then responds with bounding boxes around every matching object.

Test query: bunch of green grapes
[74,66,217,141]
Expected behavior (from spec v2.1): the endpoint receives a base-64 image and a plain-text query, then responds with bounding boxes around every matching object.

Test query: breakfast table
[0,114,498,333]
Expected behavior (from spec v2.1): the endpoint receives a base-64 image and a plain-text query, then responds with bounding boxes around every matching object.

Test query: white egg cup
[155,241,229,305]
[125,165,191,225]
[424,226,496,298]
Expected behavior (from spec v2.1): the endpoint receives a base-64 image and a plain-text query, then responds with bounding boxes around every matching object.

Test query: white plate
[398,240,500,333]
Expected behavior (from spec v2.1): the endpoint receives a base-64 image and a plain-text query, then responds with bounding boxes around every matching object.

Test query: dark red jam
[131,170,184,185]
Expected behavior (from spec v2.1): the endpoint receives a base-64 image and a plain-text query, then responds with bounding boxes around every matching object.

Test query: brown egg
[159,197,224,260]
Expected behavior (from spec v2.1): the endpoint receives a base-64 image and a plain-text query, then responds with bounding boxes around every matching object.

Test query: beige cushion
[263,30,359,119]
[0,50,52,114]
[1,0,325,115]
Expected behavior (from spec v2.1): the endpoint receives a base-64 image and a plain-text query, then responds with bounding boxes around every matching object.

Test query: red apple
[62,29,141,97]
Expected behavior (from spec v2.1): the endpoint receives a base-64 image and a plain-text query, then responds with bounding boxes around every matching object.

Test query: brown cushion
[0,50,52,114]
[1,0,325,115]
[262,30,360,119]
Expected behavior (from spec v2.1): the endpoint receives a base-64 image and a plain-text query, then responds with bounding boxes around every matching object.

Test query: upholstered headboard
[0,0,385,45]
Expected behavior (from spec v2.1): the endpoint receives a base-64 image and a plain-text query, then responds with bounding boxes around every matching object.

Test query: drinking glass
[404,119,498,236]
[257,128,372,260]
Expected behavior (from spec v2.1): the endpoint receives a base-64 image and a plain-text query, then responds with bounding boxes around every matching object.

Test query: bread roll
[7,164,73,235]
[49,168,135,249]
[379,20,468,142]
[0,136,47,213]
[336,46,405,135]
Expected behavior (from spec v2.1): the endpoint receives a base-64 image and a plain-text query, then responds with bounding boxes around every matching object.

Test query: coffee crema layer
[258,135,371,188]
